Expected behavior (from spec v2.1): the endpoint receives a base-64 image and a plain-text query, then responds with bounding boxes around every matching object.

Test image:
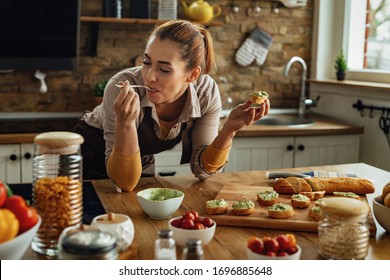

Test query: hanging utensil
[379,112,390,147]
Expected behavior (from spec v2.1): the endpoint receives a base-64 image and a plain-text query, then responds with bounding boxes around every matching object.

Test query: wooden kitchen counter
[1,113,363,144]
[23,163,390,260]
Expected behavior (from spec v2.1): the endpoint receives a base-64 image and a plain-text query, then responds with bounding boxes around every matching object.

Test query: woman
[75,20,270,192]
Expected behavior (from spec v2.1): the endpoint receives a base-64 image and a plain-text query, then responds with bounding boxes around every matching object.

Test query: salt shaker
[182,239,203,260]
[31,131,84,257]
[155,229,176,260]
[318,197,370,260]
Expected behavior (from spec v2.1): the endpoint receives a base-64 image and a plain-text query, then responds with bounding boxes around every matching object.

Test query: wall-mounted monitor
[0,0,80,71]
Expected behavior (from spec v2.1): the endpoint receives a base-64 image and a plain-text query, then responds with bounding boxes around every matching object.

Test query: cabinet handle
[158,171,177,177]
[298,144,305,151]
[24,152,32,159]
[9,154,17,161]
[286,144,294,151]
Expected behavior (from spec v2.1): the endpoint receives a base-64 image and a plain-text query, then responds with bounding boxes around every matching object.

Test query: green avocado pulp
[251,91,268,97]
[148,189,182,201]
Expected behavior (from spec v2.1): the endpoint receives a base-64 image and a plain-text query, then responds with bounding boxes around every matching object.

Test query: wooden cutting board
[210,185,377,236]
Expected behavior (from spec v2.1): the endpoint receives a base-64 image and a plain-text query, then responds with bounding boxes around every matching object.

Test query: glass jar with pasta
[31,131,84,257]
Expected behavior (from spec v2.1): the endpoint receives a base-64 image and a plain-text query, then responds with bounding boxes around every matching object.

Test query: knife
[266,171,311,179]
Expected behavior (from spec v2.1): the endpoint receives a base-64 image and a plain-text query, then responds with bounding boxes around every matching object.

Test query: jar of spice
[155,229,176,260]
[31,131,84,257]
[318,197,370,260]
[182,239,203,260]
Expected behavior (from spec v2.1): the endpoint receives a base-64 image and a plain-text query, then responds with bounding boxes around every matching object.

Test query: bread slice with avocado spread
[267,203,294,219]
[257,190,279,206]
[333,191,360,200]
[205,199,228,215]
[291,193,310,209]
[232,200,255,216]
[249,91,268,105]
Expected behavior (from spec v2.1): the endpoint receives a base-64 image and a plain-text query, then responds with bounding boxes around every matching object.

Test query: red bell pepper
[3,195,39,234]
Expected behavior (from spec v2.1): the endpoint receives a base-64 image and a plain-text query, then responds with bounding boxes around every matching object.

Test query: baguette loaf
[274,177,375,195]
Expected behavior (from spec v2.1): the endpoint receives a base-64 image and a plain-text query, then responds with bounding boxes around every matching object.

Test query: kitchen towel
[235,27,272,66]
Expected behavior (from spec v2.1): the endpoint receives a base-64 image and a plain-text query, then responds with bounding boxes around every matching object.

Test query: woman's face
[142,36,196,106]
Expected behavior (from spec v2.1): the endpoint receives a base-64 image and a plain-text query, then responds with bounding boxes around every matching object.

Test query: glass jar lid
[60,230,117,255]
[318,197,370,217]
[34,131,84,155]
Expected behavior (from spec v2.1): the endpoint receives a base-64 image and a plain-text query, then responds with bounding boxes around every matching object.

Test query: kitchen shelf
[80,16,223,56]
[80,16,223,26]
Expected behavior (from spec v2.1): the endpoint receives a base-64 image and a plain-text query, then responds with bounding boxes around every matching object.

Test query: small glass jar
[31,131,84,257]
[155,229,176,260]
[182,239,203,260]
[58,230,118,260]
[318,197,370,260]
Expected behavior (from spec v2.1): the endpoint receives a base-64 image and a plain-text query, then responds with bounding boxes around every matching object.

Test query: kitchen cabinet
[154,144,192,176]
[223,135,360,172]
[0,143,34,184]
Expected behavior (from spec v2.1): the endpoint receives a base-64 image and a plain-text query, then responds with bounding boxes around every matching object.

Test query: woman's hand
[224,98,270,134]
[113,80,140,128]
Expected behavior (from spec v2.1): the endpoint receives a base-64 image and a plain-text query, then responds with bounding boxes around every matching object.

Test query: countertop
[22,163,390,260]
[0,111,363,144]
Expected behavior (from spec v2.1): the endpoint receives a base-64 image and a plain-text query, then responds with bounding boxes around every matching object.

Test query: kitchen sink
[255,115,314,126]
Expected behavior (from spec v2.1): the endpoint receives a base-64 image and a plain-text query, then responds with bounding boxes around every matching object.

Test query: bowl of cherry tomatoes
[168,210,216,247]
[246,233,301,260]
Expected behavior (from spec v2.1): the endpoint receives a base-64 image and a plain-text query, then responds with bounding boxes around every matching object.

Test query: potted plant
[334,49,347,81]
[94,79,108,106]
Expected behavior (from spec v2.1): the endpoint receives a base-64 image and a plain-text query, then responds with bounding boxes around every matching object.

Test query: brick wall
[0,0,313,112]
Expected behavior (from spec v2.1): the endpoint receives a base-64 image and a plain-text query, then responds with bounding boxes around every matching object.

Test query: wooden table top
[23,163,390,260]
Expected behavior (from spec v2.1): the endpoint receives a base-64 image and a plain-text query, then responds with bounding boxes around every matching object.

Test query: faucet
[284,56,317,119]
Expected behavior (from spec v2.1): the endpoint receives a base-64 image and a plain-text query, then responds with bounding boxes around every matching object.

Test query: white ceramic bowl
[168,216,216,247]
[247,245,301,260]
[373,195,390,232]
[0,215,42,260]
[137,188,184,219]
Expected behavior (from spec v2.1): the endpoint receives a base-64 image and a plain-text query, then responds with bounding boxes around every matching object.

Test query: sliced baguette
[257,190,279,206]
[273,177,311,194]
[382,183,390,207]
[309,206,322,221]
[267,203,294,219]
[300,191,325,201]
[333,191,360,200]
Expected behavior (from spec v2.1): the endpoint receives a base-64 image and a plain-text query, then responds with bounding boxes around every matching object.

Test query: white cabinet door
[0,144,22,184]
[21,143,34,183]
[154,144,192,176]
[294,135,360,167]
[224,137,295,172]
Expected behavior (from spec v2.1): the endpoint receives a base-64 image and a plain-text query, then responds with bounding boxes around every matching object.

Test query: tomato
[183,211,196,221]
[276,234,291,251]
[265,250,277,257]
[181,218,195,229]
[3,195,39,234]
[192,223,205,230]
[277,251,289,257]
[285,233,297,248]
[247,236,264,254]
[264,238,279,253]
[187,210,199,221]
[170,218,182,228]
[0,181,7,208]
[201,217,214,228]
[285,245,298,255]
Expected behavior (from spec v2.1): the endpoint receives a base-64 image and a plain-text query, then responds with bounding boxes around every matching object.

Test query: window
[312,0,390,83]
[347,0,390,71]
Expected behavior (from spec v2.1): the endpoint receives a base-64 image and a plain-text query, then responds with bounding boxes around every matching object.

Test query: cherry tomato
[277,251,289,257]
[265,250,277,257]
[170,218,182,228]
[285,233,297,248]
[247,236,264,254]
[181,218,195,229]
[276,234,290,251]
[183,211,195,221]
[264,238,280,253]
[285,245,298,255]
[187,210,199,220]
[3,195,39,234]
[201,217,213,228]
[192,223,205,230]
